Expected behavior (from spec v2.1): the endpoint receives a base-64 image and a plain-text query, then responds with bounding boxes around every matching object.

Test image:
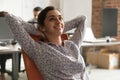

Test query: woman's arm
[64,16,86,48]
[64,16,85,32]
[2,13,42,58]
[22,21,39,35]
[0,11,41,36]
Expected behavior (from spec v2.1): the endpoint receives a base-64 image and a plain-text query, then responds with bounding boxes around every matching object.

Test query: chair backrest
[22,34,68,80]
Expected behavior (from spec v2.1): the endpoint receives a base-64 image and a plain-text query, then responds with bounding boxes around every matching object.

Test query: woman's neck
[46,35,62,45]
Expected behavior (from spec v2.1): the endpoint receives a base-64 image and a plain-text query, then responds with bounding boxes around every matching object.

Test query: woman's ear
[41,28,45,32]
[38,25,45,32]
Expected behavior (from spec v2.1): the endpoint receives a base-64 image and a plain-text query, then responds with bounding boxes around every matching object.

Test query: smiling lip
[54,25,63,30]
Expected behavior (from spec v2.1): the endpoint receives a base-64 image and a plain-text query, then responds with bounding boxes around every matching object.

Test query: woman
[0,6,88,80]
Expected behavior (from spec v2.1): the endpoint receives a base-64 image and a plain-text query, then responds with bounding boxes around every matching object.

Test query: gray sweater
[5,14,89,80]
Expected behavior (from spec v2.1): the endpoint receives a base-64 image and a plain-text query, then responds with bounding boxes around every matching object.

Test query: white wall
[20,0,60,21]
[60,0,92,28]
[49,0,60,9]
[22,0,50,21]
[0,0,22,17]
[0,0,92,25]
[0,0,50,21]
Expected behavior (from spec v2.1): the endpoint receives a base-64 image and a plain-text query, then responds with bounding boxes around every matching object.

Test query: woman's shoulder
[64,40,76,46]
[64,40,79,51]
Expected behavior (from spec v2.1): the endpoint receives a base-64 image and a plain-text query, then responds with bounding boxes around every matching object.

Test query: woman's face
[42,10,64,37]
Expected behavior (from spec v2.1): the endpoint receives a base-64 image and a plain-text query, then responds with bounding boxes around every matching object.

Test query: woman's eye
[49,18,56,21]
[59,17,63,21]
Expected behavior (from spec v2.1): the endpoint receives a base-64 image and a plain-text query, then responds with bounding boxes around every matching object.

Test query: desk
[0,43,21,80]
[82,41,120,47]
[81,41,120,56]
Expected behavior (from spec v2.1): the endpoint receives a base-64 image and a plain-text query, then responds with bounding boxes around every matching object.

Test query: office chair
[22,34,68,80]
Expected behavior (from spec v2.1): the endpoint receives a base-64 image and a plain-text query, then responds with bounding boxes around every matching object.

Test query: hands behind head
[38,31,46,41]
[0,11,8,17]
[33,30,46,41]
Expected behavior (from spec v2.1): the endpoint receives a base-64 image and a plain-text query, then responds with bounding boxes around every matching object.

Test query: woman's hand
[30,31,46,42]
[36,31,46,40]
[0,11,8,17]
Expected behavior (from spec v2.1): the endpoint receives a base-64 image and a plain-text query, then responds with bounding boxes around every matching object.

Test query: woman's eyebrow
[47,15,55,18]
[47,15,61,18]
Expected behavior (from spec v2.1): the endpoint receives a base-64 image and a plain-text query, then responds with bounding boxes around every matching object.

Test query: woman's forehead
[46,10,62,17]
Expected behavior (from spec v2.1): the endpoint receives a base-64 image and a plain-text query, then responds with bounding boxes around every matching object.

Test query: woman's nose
[56,18,61,23]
